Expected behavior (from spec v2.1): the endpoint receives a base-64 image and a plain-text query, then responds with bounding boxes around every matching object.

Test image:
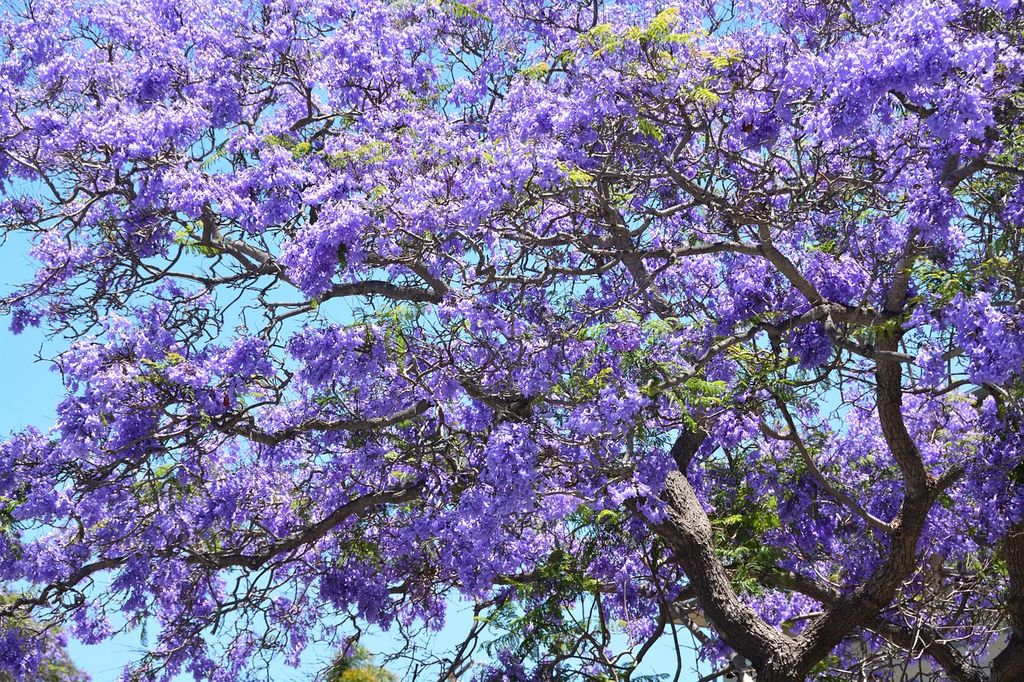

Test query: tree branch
[651,431,799,676]
[220,399,432,447]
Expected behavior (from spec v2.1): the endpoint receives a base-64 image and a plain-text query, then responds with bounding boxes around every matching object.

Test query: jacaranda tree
[1,0,1023,680]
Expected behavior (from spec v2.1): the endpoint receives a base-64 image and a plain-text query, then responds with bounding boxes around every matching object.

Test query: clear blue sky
[0,239,704,681]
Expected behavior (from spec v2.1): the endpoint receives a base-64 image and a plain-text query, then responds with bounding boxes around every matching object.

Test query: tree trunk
[754,667,805,682]
[991,522,1024,682]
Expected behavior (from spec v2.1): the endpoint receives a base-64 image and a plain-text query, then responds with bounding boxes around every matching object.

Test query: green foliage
[707,47,744,70]
[689,86,721,106]
[361,303,421,370]
[135,350,192,389]
[913,257,973,304]
[637,118,665,142]
[444,0,488,21]
[325,141,393,169]
[586,7,691,51]
[172,223,220,257]
[132,462,193,505]
[645,7,681,41]
[479,509,669,681]
[520,61,550,80]
[483,549,601,675]
[262,133,298,152]
[265,133,394,169]
[199,141,231,171]
[556,161,595,186]
[0,493,22,535]
[710,488,784,594]
[324,645,397,682]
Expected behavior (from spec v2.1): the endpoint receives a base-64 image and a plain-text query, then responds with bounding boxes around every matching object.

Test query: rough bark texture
[655,469,802,679]
[991,522,1024,682]
[652,309,955,680]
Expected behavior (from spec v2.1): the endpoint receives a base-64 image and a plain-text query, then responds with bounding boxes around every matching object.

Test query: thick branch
[598,199,675,318]
[3,483,425,621]
[991,521,1024,682]
[792,356,937,672]
[763,570,986,682]
[756,224,824,306]
[324,280,443,304]
[221,399,432,446]
[193,481,425,569]
[651,432,798,675]
[875,332,932,498]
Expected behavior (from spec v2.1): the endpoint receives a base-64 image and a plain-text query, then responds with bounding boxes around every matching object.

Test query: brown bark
[990,633,1024,682]
[651,328,949,680]
[647,242,984,680]
[652,429,801,678]
[991,522,1024,682]
[763,570,986,682]
[785,296,939,672]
